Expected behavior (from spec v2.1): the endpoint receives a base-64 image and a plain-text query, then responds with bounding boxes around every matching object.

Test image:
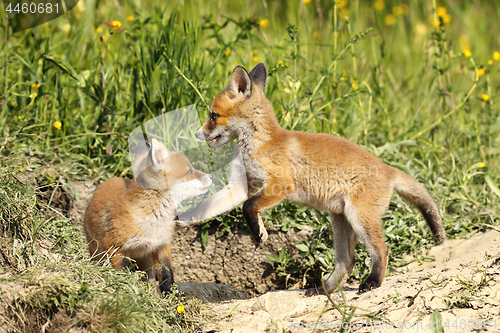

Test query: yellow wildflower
[126,15,135,23]
[252,55,260,62]
[385,14,396,26]
[351,81,358,91]
[62,23,71,33]
[259,18,269,29]
[53,121,62,130]
[18,116,21,120]
[476,162,486,168]
[277,60,284,65]
[477,68,485,77]
[90,146,94,150]
[488,60,494,66]
[436,7,447,17]
[442,14,451,25]
[177,305,185,313]
[112,21,122,30]
[19,167,24,172]
[374,0,385,11]
[32,83,40,90]
[24,118,27,122]
[336,0,347,9]
[463,49,472,59]
[414,22,427,36]
[494,51,500,62]
[96,27,103,34]
[102,146,106,150]
[224,49,231,57]
[303,0,312,4]
[481,94,489,101]
[392,6,402,16]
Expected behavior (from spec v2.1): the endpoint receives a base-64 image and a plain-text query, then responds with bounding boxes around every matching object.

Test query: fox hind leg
[344,200,388,293]
[306,212,357,296]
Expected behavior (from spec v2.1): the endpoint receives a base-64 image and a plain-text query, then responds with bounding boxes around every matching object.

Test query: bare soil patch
[203,230,500,333]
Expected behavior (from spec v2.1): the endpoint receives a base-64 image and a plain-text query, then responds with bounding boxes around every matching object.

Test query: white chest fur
[237,139,266,183]
[122,196,176,258]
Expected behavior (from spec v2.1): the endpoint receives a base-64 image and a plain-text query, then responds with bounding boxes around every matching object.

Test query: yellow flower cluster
[374,0,384,11]
[374,1,409,26]
[112,20,122,30]
[433,6,451,27]
[494,51,500,62]
[259,18,269,29]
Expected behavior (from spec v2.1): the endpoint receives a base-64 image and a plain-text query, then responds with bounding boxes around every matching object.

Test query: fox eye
[210,112,219,121]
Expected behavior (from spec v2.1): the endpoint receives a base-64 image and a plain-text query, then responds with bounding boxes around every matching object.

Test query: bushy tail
[392,168,447,244]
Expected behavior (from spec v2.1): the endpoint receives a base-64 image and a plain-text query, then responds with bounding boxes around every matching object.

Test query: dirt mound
[172,222,312,297]
[68,179,310,297]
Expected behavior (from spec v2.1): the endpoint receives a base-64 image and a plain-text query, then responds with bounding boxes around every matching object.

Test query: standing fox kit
[84,138,212,294]
[178,63,446,294]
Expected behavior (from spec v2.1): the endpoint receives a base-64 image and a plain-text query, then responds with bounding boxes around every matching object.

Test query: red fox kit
[177,63,446,294]
[84,138,212,294]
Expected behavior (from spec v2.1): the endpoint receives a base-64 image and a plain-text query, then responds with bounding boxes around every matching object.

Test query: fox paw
[305,287,325,297]
[358,279,381,293]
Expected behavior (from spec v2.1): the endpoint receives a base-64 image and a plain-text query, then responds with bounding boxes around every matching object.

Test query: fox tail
[392,168,447,244]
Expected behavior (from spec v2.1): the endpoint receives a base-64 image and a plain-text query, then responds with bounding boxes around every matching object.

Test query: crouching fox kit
[84,138,212,294]
[177,63,447,295]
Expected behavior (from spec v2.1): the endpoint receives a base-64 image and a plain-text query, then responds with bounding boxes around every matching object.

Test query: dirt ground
[202,230,500,333]
[56,181,500,331]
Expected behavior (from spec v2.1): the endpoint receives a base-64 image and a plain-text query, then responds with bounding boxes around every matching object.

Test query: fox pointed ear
[150,138,170,172]
[248,63,267,92]
[228,66,251,98]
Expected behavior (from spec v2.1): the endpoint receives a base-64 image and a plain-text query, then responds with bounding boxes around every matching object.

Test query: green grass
[1,0,499,330]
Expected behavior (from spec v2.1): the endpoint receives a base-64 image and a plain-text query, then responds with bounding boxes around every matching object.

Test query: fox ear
[150,138,169,172]
[228,66,251,98]
[249,63,267,92]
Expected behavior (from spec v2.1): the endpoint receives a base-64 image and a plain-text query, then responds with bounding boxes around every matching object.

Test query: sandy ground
[200,230,500,333]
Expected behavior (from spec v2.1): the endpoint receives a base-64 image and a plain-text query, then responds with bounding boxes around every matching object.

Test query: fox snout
[195,129,207,140]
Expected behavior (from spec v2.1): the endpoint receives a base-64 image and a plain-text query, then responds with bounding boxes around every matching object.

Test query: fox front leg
[242,178,294,244]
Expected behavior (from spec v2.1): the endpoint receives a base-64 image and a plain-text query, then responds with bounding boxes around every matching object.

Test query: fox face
[133,138,212,202]
[195,64,268,149]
